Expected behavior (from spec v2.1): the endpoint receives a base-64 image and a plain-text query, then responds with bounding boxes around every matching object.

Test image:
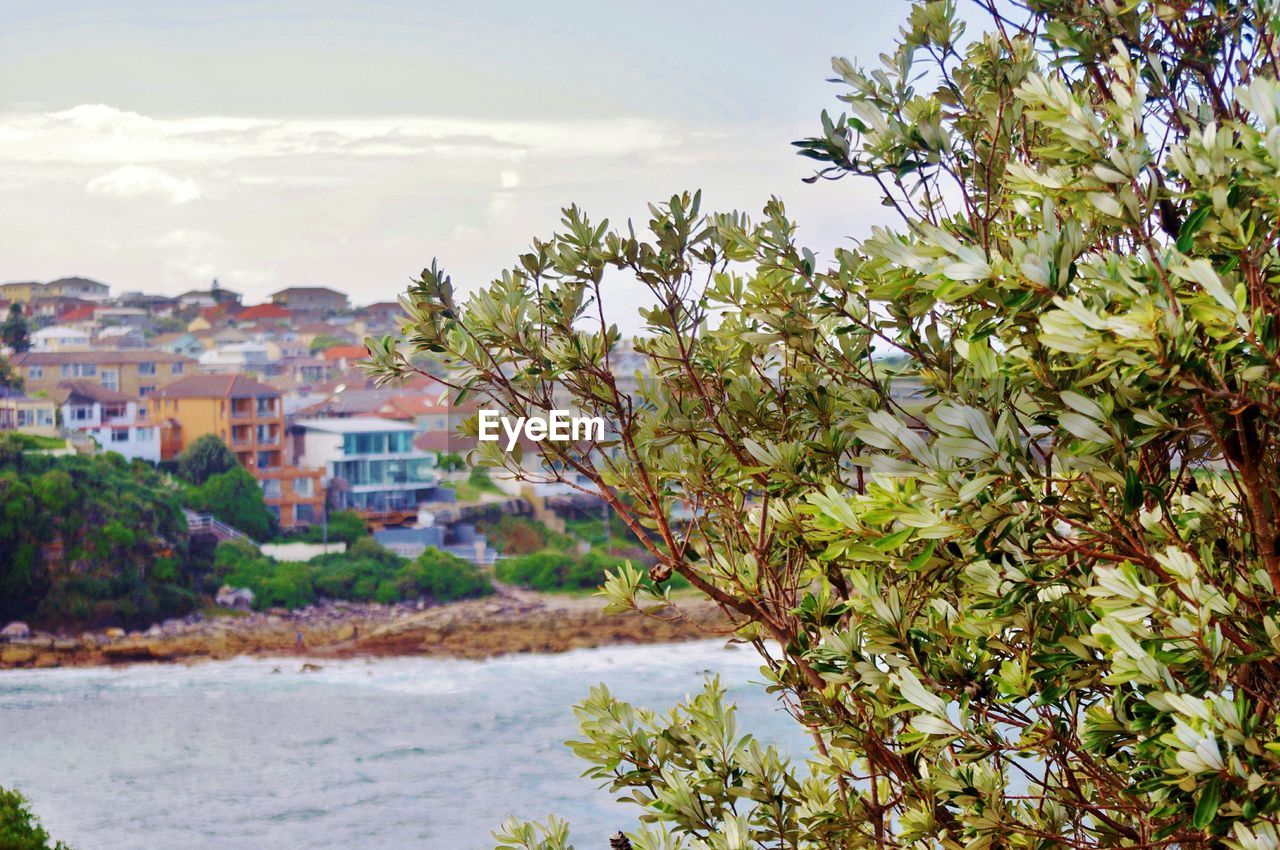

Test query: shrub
[396,547,492,602]
[0,786,72,850]
[176,435,236,485]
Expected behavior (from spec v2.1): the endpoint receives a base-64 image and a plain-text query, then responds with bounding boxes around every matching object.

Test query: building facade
[293,417,439,514]
[153,374,324,528]
[52,381,159,463]
[0,395,57,437]
[12,351,194,398]
[270,287,350,315]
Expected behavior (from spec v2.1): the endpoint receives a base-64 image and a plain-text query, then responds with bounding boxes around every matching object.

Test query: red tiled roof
[59,306,98,323]
[152,374,279,399]
[51,380,133,405]
[237,303,292,321]
[321,344,370,362]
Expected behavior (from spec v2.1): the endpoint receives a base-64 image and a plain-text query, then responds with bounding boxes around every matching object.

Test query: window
[28,366,42,380]
[16,410,31,427]
[292,477,314,497]
[171,362,184,375]
[100,370,118,391]
[295,504,315,523]
[61,363,97,378]
[138,362,156,376]
[111,429,128,443]
[261,479,282,499]
[139,386,155,397]
[136,427,154,441]
[72,405,93,422]
[256,450,275,469]
[38,409,53,426]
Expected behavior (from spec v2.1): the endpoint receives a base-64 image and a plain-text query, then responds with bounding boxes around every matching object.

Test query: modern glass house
[292,417,440,513]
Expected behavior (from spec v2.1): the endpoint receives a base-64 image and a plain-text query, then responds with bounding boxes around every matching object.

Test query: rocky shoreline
[0,590,731,670]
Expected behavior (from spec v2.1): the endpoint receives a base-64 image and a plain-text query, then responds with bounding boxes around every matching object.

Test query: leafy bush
[213,538,491,608]
[495,547,640,592]
[186,467,275,541]
[299,510,367,545]
[0,786,72,850]
[176,435,236,485]
[396,547,492,602]
[476,515,570,556]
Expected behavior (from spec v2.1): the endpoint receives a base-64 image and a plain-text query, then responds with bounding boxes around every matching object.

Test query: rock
[0,646,35,665]
[215,585,255,611]
[1,621,30,640]
[299,663,323,673]
[32,653,60,669]
[104,627,126,640]
[52,639,79,652]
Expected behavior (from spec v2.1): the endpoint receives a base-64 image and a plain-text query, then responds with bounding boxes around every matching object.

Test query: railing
[183,509,257,546]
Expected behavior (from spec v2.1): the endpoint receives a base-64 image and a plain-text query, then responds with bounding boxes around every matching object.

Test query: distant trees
[1,304,30,354]
[212,538,491,609]
[0,357,21,393]
[176,435,237,485]
[0,438,199,627]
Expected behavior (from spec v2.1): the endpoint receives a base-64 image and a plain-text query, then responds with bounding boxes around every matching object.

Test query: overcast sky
[1,0,903,328]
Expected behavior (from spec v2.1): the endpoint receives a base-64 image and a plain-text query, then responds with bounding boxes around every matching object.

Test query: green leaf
[1192,776,1220,829]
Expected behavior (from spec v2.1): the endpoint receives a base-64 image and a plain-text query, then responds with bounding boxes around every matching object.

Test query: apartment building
[293,417,439,515]
[52,381,159,463]
[12,351,195,397]
[152,374,324,528]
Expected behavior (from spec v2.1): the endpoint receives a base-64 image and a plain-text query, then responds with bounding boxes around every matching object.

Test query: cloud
[86,164,202,204]
[0,104,677,166]
[500,170,520,189]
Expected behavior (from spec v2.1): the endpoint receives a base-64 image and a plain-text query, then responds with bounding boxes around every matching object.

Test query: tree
[187,467,274,542]
[0,356,21,393]
[176,435,236,485]
[0,787,72,850]
[372,2,1280,846]
[1,303,30,354]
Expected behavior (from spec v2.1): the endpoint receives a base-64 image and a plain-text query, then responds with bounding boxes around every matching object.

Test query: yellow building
[0,281,44,303]
[12,351,195,398]
[0,395,58,437]
[153,374,325,528]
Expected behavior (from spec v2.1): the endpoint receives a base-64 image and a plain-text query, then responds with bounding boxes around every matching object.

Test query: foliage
[0,355,22,393]
[1,304,30,354]
[468,465,502,494]
[186,466,275,542]
[397,546,493,602]
[495,548,624,592]
[308,334,350,353]
[478,515,571,556]
[214,538,490,609]
[437,451,467,472]
[374,1,1280,845]
[300,510,368,546]
[0,787,72,850]
[0,437,199,628]
[176,435,237,485]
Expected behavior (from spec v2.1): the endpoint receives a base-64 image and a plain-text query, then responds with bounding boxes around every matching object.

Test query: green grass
[7,433,66,451]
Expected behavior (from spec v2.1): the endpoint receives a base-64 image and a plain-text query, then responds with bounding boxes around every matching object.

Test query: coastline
[0,589,730,670]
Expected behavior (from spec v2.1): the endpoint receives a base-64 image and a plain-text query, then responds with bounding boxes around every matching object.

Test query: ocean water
[0,641,802,849]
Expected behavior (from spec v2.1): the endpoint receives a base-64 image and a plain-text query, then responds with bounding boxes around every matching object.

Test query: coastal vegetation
[0,787,71,850]
[0,435,202,628]
[213,538,492,609]
[373,0,1280,845]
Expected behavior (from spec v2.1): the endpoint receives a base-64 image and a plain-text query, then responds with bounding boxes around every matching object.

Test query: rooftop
[153,373,279,399]
[14,350,193,365]
[51,380,132,405]
[294,416,416,434]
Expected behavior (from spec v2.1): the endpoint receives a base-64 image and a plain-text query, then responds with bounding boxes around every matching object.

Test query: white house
[293,417,439,513]
[198,342,270,374]
[31,324,92,352]
[52,381,160,463]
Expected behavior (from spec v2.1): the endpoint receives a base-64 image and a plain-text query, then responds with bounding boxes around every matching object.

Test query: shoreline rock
[0,591,730,670]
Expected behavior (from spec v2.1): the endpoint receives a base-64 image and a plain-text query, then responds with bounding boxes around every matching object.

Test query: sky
[0,0,905,329]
